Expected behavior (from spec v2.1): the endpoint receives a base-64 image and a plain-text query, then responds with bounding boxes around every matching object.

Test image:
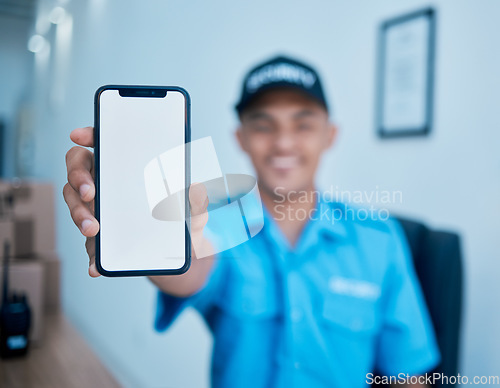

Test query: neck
[260,183,317,246]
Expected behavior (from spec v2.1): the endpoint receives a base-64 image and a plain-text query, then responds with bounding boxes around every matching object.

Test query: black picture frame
[376,7,436,138]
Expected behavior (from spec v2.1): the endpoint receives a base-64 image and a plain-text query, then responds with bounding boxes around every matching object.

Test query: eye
[252,125,272,133]
[297,123,312,131]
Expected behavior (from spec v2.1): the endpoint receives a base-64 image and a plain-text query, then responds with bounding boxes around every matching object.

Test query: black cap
[235,55,328,114]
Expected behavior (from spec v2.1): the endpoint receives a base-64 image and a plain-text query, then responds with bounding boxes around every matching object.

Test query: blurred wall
[25,0,500,387]
[0,14,33,177]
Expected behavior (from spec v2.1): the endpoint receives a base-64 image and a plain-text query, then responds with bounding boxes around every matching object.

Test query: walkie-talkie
[0,241,31,358]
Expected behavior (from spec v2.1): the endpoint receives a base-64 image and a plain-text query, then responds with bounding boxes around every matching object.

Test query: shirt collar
[314,197,349,240]
[260,192,349,255]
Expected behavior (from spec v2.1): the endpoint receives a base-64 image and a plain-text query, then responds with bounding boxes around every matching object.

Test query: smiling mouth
[269,156,300,170]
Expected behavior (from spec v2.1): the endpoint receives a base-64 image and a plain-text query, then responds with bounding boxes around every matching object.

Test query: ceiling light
[49,6,66,24]
[28,35,47,53]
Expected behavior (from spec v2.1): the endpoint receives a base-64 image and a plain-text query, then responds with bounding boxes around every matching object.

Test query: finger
[70,127,94,147]
[63,183,100,237]
[89,263,100,277]
[85,237,100,278]
[192,237,215,260]
[85,236,95,259]
[189,182,209,216]
[188,183,210,259]
[189,183,209,233]
[66,146,95,202]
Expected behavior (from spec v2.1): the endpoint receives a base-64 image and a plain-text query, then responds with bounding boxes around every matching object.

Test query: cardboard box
[12,182,56,255]
[0,180,55,256]
[0,218,34,258]
[0,219,14,250]
[36,251,61,313]
[0,259,45,344]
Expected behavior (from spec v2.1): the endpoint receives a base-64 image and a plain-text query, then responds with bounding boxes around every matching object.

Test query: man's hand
[63,127,214,295]
[63,126,100,277]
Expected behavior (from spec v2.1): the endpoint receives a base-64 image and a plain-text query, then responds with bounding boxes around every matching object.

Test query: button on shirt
[155,199,440,388]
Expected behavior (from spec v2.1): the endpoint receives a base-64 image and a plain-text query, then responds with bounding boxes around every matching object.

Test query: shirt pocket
[322,293,378,336]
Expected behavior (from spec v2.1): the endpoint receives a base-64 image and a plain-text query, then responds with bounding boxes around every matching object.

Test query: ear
[324,122,338,150]
[235,126,248,153]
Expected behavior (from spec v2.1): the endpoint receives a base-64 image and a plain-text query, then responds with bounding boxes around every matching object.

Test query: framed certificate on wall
[376,8,436,138]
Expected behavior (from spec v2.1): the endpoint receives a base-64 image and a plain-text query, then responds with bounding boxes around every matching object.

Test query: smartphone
[94,85,191,277]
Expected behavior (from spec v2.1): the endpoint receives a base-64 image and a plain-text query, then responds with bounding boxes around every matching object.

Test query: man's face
[236,88,336,200]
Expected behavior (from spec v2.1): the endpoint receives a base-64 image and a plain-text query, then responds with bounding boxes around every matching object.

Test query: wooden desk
[0,313,120,388]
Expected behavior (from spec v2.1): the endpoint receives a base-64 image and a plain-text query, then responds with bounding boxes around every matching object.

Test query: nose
[274,131,296,153]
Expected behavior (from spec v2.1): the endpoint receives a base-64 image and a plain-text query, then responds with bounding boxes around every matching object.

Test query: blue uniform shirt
[155,198,440,387]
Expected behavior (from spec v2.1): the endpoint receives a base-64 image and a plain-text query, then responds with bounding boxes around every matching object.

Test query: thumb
[188,183,212,258]
[189,182,209,219]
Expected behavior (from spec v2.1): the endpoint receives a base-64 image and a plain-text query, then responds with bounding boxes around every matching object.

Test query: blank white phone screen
[98,89,186,272]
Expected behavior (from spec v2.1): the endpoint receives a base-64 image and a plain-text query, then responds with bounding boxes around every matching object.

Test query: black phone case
[94,85,191,277]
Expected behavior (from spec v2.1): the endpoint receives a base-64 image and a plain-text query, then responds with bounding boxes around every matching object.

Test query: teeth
[271,156,299,169]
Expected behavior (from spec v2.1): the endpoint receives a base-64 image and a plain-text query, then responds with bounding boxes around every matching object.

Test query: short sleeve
[375,219,441,376]
[154,256,224,332]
